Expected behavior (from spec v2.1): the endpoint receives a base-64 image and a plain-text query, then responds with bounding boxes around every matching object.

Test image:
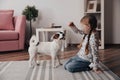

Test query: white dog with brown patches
[28,32,65,68]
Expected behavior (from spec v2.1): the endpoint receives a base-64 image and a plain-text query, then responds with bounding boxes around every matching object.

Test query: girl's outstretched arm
[68,22,84,34]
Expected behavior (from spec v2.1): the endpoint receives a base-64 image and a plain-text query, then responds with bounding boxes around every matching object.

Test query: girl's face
[80,22,91,34]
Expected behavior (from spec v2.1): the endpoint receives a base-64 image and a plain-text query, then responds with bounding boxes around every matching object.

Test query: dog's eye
[63,34,65,36]
[32,40,34,42]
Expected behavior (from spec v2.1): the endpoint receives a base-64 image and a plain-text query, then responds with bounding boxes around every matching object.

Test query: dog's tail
[29,35,39,46]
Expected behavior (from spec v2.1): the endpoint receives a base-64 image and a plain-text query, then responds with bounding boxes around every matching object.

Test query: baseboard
[67,43,79,47]
[105,44,120,49]
[68,43,120,49]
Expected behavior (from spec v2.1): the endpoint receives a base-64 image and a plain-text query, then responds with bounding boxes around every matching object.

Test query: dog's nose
[60,36,65,40]
[36,42,39,46]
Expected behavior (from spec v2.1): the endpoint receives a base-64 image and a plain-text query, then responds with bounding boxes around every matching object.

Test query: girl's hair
[79,14,97,55]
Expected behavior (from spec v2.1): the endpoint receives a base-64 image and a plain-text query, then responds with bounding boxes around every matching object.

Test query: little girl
[64,14,102,73]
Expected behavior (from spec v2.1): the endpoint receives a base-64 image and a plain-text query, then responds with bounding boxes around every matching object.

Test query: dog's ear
[51,34,60,40]
[53,34,59,39]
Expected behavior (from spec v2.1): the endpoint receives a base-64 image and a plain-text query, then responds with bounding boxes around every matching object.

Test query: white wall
[0,0,84,44]
[105,0,120,44]
[1,0,120,44]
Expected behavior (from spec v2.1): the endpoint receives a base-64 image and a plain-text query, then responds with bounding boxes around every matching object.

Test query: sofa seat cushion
[0,30,19,41]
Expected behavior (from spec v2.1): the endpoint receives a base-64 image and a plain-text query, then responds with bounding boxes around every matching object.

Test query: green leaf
[22,5,38,21]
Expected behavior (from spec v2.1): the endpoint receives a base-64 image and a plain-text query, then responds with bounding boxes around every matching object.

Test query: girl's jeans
[64,55,91,73]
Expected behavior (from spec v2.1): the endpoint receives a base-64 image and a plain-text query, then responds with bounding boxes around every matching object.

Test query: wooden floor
[0,44,120,77]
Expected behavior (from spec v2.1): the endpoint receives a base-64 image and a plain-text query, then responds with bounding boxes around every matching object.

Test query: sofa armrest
[14,15,26,49]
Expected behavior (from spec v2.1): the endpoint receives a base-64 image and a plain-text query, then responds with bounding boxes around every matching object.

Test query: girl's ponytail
[85,27,94,55]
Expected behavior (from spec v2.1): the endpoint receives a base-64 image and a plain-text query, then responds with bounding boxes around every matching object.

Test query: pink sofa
[0,10,26,52]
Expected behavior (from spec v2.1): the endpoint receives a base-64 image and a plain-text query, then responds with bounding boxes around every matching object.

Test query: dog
[28,32,65,68]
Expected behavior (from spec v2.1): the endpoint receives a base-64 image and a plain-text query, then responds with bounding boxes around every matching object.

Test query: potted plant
[22,5,38,37]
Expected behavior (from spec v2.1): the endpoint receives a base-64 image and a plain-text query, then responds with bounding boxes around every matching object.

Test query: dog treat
[69,22,84,35]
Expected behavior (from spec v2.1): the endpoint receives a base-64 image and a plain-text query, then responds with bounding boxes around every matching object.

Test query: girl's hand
[68,22,75,27]
[68,22,83,34]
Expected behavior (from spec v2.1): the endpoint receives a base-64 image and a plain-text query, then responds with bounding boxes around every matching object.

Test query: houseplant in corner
[22,5,38,38]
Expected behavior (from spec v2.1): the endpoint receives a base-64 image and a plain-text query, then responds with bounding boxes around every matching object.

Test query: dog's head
[29,35,39,46]
[51,31,65,40]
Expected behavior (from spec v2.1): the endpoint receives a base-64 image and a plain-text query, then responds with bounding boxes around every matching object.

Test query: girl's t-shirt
[77,32,99,70]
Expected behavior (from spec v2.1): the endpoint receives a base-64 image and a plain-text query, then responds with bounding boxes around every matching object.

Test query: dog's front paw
[36,60,40,65]
[53,65,57,68]
[29,65,35,69]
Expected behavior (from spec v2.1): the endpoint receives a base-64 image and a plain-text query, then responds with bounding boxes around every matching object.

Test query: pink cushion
[0,30,18,41]
[0,10,14,30]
